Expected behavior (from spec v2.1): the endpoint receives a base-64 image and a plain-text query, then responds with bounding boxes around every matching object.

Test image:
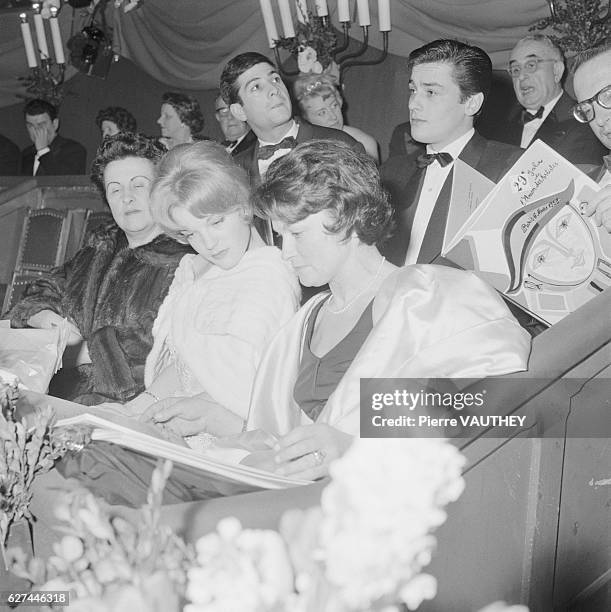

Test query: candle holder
[273,13,388,82]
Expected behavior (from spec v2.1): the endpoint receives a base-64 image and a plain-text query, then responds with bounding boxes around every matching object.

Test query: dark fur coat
[10,222,192,404]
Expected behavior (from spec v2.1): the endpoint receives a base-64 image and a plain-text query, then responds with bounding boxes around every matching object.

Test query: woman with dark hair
[95,106,138,138]
[9,133,191,405]
[157,92,204,149]
[146,140,531,481]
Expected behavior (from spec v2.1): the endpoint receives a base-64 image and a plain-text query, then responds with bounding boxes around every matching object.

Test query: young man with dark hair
[20,98,86,176]
[490,34,604,165]
[381,39,520,267]
[219,52,363,184]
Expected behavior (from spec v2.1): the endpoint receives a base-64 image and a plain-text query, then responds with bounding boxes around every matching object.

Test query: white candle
[32,9,50,60]
[356,0,370,26]
[338,0,351,22]
[315,0,328,17]
[259,0,279,48]
[295,0,308,23]
[277,0,295,38]
[19,14,38,68]
[378,0,390,31]
[49,11,65,64]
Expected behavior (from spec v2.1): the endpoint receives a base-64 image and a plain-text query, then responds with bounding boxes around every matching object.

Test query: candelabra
[260,0,391,82]
[19,4,66,105]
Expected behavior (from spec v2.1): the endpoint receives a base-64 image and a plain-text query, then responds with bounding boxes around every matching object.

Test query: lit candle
[32,4,50,60]
[315,0,328,17]
[19,14,38,68]
[356,0,370,26]
[295,0,308,23]
[259,0,279,48]
[338,0,351,22]
[277,0,295,38]
[49,7,65,64]
[378,0,390,31]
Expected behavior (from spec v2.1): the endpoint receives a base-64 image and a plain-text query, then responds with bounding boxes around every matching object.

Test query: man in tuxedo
[490,35,604,165]
[381,39,521,267]
[219,52,362,185]
[0,134,20,175]
[213,93,256,157]
[20,99,86,176]
[572,43,611,232]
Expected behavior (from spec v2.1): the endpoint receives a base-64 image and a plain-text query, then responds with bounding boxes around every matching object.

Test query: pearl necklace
[326,257,386,315]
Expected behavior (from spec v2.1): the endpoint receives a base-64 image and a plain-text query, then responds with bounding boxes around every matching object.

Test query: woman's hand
[27,310,82,345]
[272,424,353,481]
[139,394,244,438]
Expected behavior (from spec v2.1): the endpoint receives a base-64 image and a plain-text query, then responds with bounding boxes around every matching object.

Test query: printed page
[444,140,611,325]
[443,159,495,254]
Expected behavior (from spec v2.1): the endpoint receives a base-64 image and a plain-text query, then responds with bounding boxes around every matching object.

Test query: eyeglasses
[572,84,611,123]
[215,107,232,118]
[506,58,556,78]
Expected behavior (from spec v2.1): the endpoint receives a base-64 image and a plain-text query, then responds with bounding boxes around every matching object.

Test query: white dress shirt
[404,128,475,265]
[257,120,299,178]
[520,91,563,149]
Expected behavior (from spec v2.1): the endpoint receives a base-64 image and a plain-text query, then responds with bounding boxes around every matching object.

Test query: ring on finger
[311,450,326,465]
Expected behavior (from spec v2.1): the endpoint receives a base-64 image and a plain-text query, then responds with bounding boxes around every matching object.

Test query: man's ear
[553,60,565,83]
[230,102,247,122]
[464,92,484,117]
[51,118,59,133]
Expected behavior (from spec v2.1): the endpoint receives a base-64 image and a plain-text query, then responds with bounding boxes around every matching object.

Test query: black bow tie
[257,136,297,161]
[416,151,454,169]
[521,106,544,124]
[222,139,237,147]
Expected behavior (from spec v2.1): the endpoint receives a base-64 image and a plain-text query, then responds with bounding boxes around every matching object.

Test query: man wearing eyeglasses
[572,43,611,232]
[213,93,256,157]
[491,35,605,166]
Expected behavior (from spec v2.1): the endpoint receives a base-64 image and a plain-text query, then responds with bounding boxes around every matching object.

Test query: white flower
[317,438,465,610]
[187,518,293,612]
[56,535,84,563]
[297,46,323,74]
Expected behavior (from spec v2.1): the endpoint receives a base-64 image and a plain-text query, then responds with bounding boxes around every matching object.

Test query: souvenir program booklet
[20,391,309,497]
[442,140,611,325]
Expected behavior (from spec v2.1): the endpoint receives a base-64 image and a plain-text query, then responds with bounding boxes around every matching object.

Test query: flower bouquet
[274,7,337,77]
[186,438,466,611]
[9,460,195,611]
[7,437,469,611]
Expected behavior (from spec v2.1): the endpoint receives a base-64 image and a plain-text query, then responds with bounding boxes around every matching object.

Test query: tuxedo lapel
[247,142,262,186]
[295,120,312,144]
[416,168,453,263]
[380,155,425,265]
[532,92,571,145]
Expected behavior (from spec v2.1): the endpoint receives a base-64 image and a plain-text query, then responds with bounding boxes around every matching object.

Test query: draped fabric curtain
[0,0,550,108]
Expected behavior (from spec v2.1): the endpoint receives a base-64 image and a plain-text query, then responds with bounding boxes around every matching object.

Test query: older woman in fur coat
[9,133,191,405]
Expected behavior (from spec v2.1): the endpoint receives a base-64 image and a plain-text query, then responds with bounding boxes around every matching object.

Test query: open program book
[18,390,310,497]
[442,140,611,325]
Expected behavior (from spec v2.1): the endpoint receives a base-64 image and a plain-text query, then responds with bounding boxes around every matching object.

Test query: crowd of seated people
[9,37,611,554]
